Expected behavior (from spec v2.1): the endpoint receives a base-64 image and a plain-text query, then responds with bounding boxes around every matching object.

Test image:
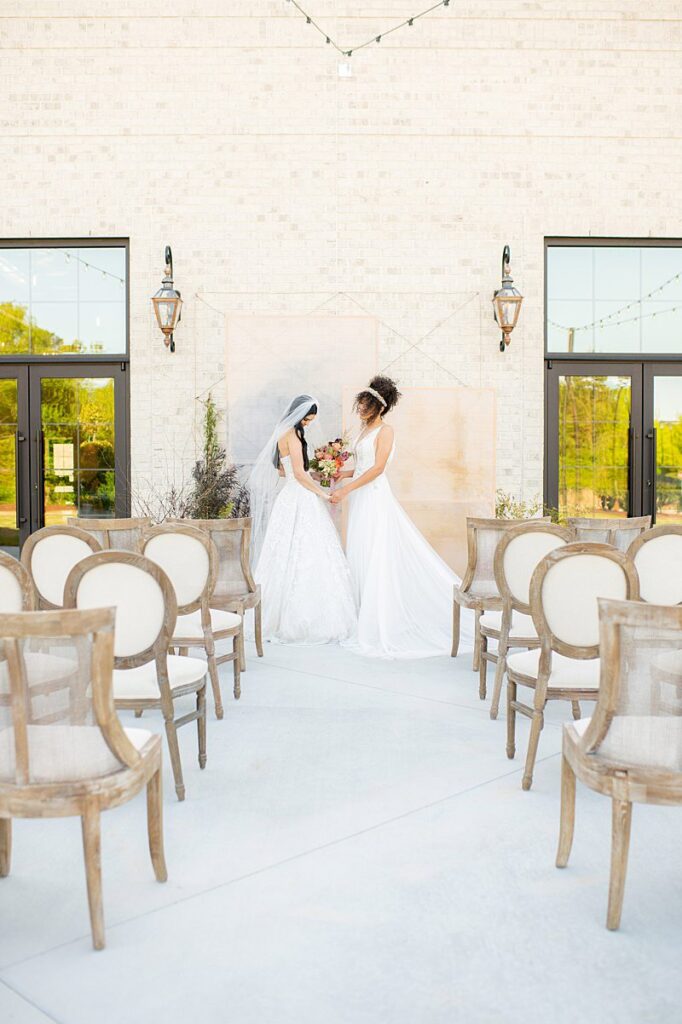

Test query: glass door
[0,365,30,556]
[643,365,682,524]
[0,363,127,553]
[546,362,643,520]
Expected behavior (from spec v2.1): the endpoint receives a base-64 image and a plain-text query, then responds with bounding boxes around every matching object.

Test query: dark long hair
[273,397,318,470]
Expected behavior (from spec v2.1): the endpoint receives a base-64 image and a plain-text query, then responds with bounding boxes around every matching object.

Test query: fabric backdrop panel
[226,315,378,465]
[343,385,496,576]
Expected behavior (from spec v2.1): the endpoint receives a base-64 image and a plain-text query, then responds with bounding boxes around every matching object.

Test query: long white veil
[247,394,319,568]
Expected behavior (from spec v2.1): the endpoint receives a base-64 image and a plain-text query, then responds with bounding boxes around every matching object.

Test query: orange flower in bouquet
[309,437,352,488]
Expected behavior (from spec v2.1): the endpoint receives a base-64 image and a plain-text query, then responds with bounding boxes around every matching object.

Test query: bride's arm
[288,432,330,499]
[331,425,393,502]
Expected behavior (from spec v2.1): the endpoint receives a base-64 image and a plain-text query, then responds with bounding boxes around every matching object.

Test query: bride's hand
[330,491,344,504]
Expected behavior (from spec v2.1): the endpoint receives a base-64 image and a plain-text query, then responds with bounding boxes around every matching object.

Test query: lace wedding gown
[254,455,357,645]
[343,427,474,659]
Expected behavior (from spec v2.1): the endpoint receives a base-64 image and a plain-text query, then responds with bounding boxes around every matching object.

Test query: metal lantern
[492,245,523,352]
[152,246,182,353]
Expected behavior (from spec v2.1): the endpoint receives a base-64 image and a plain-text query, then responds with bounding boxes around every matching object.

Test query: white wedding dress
[254,456,357,645]
[343,427,474,659]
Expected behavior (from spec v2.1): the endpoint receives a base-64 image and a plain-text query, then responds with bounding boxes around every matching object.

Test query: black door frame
[545,359,682,521]
[0,362,129,547]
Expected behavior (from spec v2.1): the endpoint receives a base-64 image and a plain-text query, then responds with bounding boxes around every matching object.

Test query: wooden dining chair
[628,524,682,605]
[452,517,550,671]
[67,516,152,551]
[21,525,101,609]
[506,543,640,791]
[0,552,34,612]
[64,550,208,801]
[140,523,242,717]
[557,597,682,930]
[482,522,574,719]
[567,516,651,552]
[176,518,262,672]
[0,606,166,950]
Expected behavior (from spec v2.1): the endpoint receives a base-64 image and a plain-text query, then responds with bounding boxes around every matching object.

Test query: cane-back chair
[557,598,682,930]
[0,607,166,950]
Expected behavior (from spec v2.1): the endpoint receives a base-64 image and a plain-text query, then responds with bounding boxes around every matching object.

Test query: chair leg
[556,753,576,868]
[522,708,544,791]
[81,801,105,951]
[233,635,241,700]
[607,798,633,931]
[451,601,461,658]
[479,635,488,700]
[254,601,264,658]
[571,701,581,721]
[506,679,516,759]
[0,817,11,877]
[238,616,246,673]
[490,643,507,720]
[472,610,482,672]
[197,685,207,770]
[205,637,224,720]
[164,718,185,802]
[146,768,168,883]
[134,709,143,719]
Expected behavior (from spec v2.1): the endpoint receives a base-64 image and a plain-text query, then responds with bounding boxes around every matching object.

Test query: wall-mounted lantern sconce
[152,245,183,353]
[492,245,523,352]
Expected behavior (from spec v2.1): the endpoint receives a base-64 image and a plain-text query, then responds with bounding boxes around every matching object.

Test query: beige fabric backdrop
[343,386,496,577]
[226,315,378,464]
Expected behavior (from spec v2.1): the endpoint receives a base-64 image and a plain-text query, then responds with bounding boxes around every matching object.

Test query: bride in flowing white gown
[331,376,474,659]
[248,395,356,646]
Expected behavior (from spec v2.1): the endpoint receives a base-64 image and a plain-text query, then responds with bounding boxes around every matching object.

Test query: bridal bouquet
[310,436,352,488]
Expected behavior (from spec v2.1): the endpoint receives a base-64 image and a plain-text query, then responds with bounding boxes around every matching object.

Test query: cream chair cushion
[507,648,600,690]
[113,654,206,701]
[0,726,151,783]
[480,610,537,638]
[173,608,241,641]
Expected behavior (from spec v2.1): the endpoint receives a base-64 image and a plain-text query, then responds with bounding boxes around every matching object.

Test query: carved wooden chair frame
[507,543,640,791]
[140,523,242,717]
[21,525,102,609]
[0,606,166,950]
[64,549,206,801]
[557,597,682,930]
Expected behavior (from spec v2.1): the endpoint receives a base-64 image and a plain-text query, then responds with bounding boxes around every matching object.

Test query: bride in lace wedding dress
[248,395,356,645]
[331,376,474,659]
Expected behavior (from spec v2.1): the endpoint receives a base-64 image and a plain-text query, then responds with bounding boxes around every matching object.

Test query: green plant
[185,394,250,520]
[495,489,564,524]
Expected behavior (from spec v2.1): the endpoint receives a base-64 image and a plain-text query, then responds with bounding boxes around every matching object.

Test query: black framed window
[0,240,128,357]
[546,239,682,357]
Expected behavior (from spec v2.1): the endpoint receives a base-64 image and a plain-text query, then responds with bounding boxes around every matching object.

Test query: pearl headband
[363,386,387,408]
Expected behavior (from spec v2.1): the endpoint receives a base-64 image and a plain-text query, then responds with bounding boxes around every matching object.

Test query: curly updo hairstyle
[354,375,402,419]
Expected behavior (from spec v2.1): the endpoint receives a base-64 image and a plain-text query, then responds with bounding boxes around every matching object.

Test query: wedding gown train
[255,455,357,645]
[343,427,474,659]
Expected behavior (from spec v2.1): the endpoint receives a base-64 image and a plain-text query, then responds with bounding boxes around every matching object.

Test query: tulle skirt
[343,476,474,659]
[255,480,357,645]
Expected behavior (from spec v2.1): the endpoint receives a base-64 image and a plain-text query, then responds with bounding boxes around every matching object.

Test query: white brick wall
[1,1,680,504]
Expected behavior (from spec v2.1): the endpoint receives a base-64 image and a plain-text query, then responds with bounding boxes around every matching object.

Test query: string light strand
[284,0,452,57]
[549,270,682,333]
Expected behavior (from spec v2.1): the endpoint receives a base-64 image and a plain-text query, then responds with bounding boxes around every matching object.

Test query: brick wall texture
[1,1,681,504]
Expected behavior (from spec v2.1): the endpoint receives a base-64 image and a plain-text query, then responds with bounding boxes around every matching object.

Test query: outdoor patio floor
[2,640,681,1023]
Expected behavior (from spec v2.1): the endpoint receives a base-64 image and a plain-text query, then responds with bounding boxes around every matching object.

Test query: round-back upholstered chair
[140,523,242,718]
[628,524,682,605]
[0,605,166,950]
[21,525,101,609]
[566,515,651,552]
[63,550,208,802]
[482,522,574,719]
[0,553,34,612]
[506,543,640,791]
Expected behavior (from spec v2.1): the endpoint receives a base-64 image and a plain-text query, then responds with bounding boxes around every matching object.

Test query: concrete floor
[2,641,682,1023]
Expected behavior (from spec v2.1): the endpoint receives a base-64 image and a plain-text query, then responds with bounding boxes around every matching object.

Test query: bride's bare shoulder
[378,422,394,441]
